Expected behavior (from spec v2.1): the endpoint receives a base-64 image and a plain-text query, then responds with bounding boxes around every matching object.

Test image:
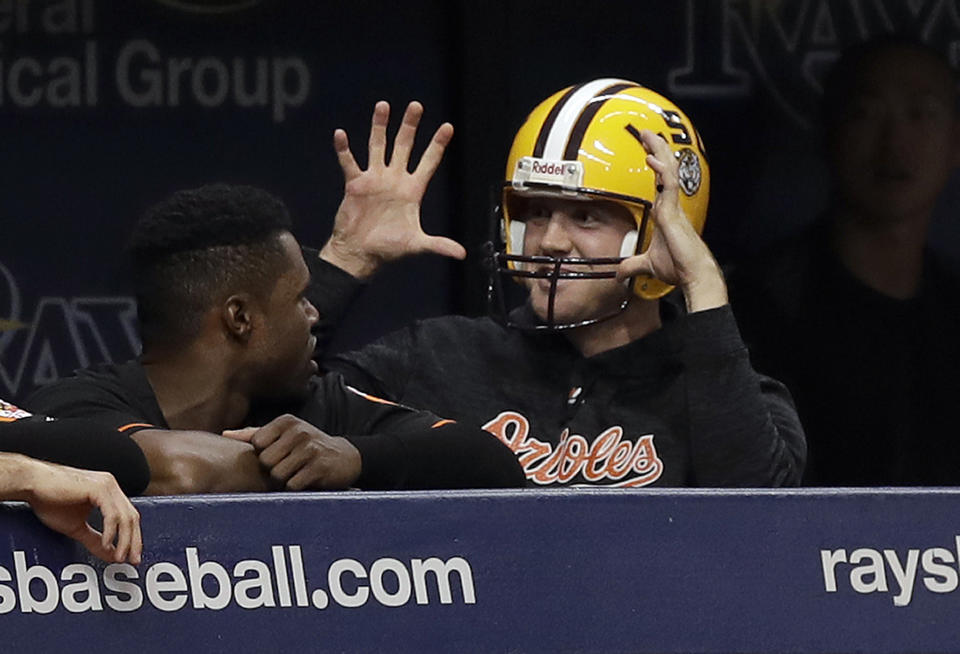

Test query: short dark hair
[128,184,294,351]
[821,34,958,135]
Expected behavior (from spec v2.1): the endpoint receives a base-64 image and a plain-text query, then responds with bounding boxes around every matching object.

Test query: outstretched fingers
[367,100,390,169]
[322,98,461,275]
[388,101,424,169]
[413,122,454,187]
[333,128,362,182]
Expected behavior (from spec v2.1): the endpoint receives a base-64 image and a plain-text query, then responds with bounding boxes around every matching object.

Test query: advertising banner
[2,489,959,653]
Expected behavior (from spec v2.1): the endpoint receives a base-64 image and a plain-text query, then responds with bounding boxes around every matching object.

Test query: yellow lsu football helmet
[484,78,710,329]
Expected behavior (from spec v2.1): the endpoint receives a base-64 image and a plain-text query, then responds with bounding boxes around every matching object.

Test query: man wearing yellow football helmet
[486,79,722,355]
[494,80,709,306]
[312,81,804,487]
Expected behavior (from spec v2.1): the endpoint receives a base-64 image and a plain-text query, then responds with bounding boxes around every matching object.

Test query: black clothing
[0,399,149,495]
[728,223,960,485]
[309,257,805,488]
[25,361,525,490]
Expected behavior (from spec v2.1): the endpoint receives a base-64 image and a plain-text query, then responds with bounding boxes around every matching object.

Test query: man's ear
[222,294,256,341]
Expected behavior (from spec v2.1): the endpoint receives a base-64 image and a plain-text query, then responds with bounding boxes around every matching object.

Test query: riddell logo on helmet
[513,157,583,189]
[530,161,567,176]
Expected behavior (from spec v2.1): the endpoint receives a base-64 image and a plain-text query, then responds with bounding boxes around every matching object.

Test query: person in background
[728,35,960,484]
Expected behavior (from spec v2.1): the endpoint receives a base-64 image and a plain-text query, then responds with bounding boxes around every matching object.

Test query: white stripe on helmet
[541,78,633,160]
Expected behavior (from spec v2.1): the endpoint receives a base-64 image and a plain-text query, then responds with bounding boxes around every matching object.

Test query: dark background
[3,0,960,401]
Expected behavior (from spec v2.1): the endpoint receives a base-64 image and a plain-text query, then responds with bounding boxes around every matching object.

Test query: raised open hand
[320,101,466,279]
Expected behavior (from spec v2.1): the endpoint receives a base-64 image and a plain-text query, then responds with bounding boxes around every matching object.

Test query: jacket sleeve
[347,421,526,490]
[302,247,367,359]
[303,374,525,490]
[674,305,806,487]
[0,414,150,496]
[301,247,419,402]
